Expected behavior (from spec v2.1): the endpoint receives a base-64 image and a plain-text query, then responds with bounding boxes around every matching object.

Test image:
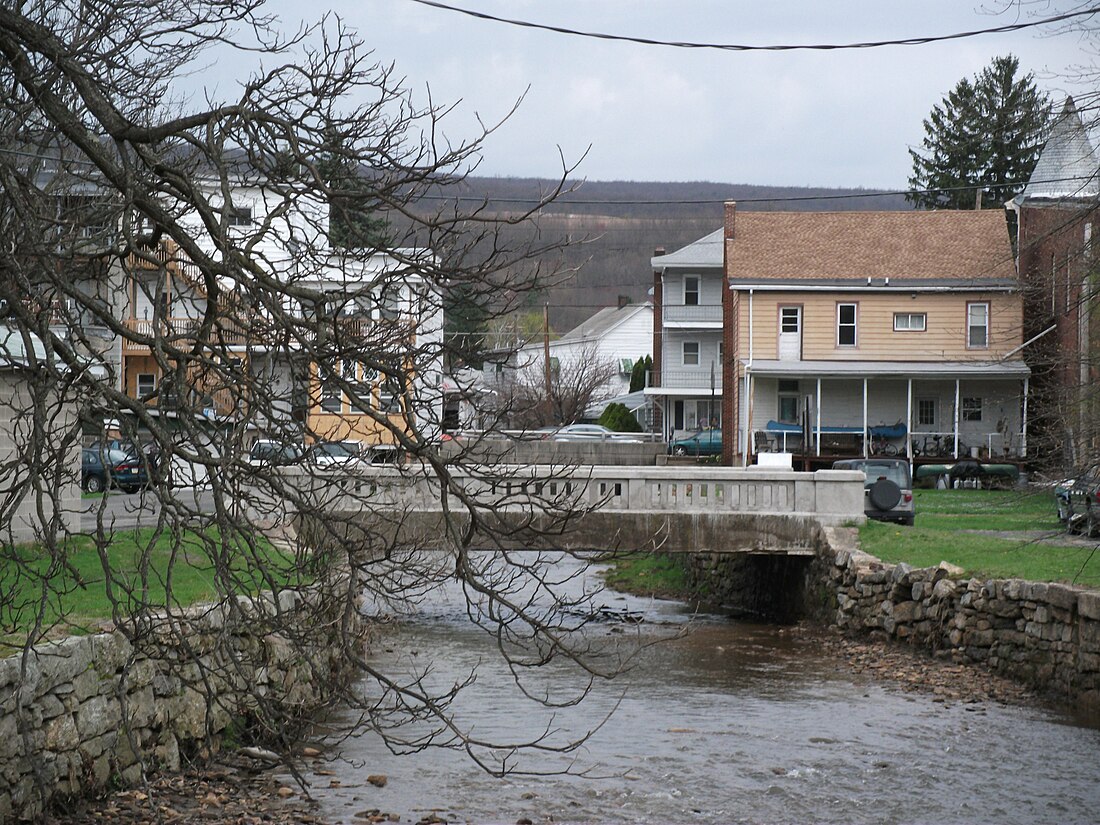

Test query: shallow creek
[298,558,1100,824]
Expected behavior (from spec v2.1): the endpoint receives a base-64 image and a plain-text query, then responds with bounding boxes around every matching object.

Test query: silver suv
[832,458,914,526]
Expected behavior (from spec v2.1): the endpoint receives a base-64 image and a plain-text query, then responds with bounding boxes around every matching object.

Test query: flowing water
[299,558,1100,824]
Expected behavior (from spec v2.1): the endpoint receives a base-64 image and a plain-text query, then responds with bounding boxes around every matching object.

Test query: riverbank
[59,551,1086,825]
[41,753,328,824]
[600,554,1044,712]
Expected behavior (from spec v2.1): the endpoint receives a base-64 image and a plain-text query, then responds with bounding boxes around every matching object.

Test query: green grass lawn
[860,488,1100,586]
[2,526,304,644]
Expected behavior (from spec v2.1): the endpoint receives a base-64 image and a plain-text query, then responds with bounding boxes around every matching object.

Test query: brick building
[1011,97,1100,469]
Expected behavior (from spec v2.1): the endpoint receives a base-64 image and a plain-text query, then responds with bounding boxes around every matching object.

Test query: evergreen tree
[907,55,1052,210]
[444,282,491,369]
[319,133,390,249]
[628,354,652,393]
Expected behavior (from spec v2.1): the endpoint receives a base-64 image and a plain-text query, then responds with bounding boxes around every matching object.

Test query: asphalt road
[79,485,216,532]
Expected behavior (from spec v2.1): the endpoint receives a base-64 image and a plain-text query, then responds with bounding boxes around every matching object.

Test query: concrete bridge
[266,464,866,557]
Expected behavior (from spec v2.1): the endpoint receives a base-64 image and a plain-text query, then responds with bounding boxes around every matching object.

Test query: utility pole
[543,303,553,420]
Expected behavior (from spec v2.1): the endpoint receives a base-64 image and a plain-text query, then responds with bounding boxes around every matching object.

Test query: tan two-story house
[709,204,1028,466]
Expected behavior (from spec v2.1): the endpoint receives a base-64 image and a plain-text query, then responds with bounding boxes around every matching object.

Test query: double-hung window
[967,302,989,348]
[682,341,700,366]
[684,276,700,306]
[837,303,858,347]
[137,373,156,398]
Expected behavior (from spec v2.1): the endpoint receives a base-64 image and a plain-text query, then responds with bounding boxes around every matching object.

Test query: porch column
[953,378,961,459]
[742,370,751,468]
[1022,376,1029,458]
[815,377,822,456]
[906,378,913,460]
[862,378,868,457]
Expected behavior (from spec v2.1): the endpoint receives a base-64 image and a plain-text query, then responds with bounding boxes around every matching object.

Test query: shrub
[598,402,643,432]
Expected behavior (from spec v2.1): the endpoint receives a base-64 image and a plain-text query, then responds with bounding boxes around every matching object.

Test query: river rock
[367,773,388,787]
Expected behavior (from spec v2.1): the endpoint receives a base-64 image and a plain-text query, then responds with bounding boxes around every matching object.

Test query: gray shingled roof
[1018,97,1100,202]
[651,228,722,269]
[556,303,651,344]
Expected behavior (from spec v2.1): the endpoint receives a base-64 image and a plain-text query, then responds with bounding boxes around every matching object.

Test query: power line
[406,0,1100,52]
[411,175,1100,206]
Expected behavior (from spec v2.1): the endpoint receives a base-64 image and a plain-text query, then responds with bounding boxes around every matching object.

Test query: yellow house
[718,205,1029,465]
[120,237,249,420]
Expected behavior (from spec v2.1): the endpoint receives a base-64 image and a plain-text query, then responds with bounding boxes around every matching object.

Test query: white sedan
[550,424,642,443]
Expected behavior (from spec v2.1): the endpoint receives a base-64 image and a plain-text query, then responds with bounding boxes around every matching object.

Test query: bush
[598,402,643,432]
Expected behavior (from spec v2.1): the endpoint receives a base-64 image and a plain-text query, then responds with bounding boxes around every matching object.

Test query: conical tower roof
[1018,97,1100,201]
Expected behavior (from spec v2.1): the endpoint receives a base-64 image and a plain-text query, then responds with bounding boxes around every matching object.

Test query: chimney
[618,295,630,309]
[724,201,737,240]
[654,246,665,258]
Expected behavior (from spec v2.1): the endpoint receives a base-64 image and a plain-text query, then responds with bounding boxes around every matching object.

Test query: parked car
[1058,465,1100,535]
[81,446,149,493]
[550,424,642,443]
[832,458,914,525]
[670,429,722,457]
[309,440,367,467]
[247,439,305,466]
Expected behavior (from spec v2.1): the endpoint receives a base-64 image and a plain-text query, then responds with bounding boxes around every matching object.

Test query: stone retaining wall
[0,583,360,821]
[818,527,1100,708]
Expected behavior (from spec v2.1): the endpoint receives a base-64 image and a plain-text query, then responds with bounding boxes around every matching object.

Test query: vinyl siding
[736,291,1022,361]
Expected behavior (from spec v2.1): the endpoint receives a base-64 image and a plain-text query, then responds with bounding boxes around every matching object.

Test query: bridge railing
[259,464,866,526]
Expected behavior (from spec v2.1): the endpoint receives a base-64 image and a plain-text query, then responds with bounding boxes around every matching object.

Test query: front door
[778,306,802,361]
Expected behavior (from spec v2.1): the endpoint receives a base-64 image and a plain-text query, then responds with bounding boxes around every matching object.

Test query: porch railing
[646,368,722,391]
[663,304,722,324]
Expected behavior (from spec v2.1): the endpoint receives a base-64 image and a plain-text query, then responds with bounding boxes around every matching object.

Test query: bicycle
[866,430,899,456]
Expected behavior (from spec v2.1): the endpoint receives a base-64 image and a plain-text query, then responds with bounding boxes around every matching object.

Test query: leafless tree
[0,0,641,814]
[500,342,621,429]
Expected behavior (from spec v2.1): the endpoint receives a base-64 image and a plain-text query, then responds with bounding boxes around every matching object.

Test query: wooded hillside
[414,177,912,332]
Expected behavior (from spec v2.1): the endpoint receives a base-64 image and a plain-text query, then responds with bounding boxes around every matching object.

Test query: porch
[741,359,1031,465]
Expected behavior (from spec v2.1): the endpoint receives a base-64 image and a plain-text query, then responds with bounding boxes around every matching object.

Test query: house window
[378,375,402,413]
[962,397,983,422]
[548,356,561,375]
[318,367,342,413]
[136,373,156,398]
[682,341,700,366]
[780,307,800,333]
[227,205,253,227]
[380,286,401,321]
[619,358,633,374]
[916,398,936,427]
[894,312,926,331]
[837,303,857,347]
[684,399,720,431]
[684,276,700,306]
[777,379,800,424]
[967,302,989,348]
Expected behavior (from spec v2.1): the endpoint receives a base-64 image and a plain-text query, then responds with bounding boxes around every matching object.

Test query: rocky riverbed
[53,619,1053,825]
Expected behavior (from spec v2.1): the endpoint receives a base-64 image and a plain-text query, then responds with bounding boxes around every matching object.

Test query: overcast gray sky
[260,1,1093,189]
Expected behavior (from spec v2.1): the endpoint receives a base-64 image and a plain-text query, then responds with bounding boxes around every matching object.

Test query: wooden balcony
[122,317,249,352]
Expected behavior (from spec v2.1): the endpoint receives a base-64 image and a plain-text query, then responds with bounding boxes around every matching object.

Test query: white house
[487,302,653,405]
[155,174,444,444]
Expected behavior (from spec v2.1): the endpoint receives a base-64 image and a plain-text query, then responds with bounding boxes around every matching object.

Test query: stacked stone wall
[0,585,360,821]
[818,527,1100,708]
